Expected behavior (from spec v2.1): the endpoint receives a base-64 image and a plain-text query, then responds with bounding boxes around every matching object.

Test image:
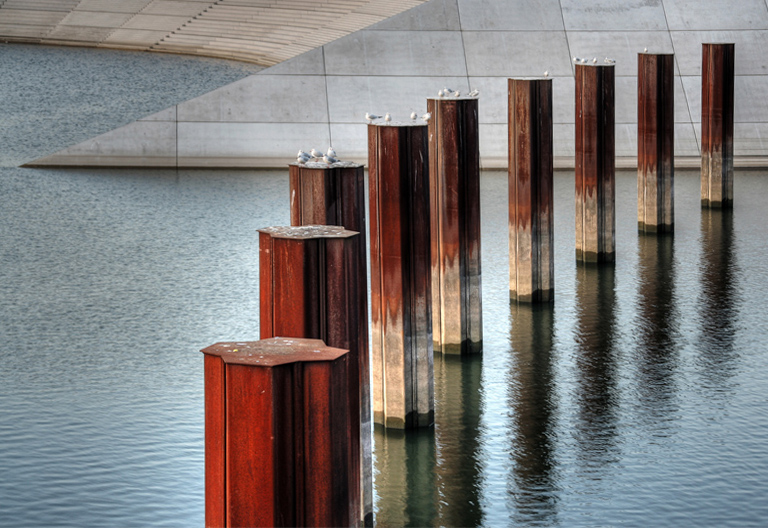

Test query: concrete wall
[26,0,768,169]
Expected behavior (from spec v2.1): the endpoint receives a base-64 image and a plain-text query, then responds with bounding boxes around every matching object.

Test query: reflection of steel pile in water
[508,304,558,524]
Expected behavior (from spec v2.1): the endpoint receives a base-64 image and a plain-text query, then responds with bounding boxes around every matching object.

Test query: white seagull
[323,154,338,164]
[438,89,445,97]
[384,113,391,122]
[592,57,598,64]
[410,111,418,120]
[297,150,311,164]
[421,112,432,123]
[469,89,479,97]
[543,71,549,77]
[310,148,323,159]
[366,112,381,122]
[644,47,648,53]
[327,146,336,158]
[604,57,615,64]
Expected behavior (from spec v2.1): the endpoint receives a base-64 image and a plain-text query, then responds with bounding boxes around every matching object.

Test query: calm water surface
[2,44,768,527]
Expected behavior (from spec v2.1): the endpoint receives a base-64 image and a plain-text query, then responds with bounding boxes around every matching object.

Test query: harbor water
[2,44,768,527]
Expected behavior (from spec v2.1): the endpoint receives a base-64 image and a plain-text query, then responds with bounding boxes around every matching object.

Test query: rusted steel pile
[200,42,734,528]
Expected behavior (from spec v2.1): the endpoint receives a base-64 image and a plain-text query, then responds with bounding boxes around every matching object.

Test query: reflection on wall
[574,265,620,470]
[635,234,680,427]
[373,353,484,527]
[508,304,559,525]
[434,353,484,527]
[698,209,740,389]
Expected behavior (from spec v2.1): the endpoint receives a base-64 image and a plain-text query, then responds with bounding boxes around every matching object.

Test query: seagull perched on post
[384,113,391,122]
[410,111,418,120]
[468,89,479,97]
[592,57,598,64]
[327,146,336,158]
[365,112,381,122]
[421,112,432,123]
[310,148,323,159]
[543,71,549,77]
[644,47,648,53]
[438,89,445,97]
[604,57,615,64]
[297,150,311,164]
[323,153,338,165]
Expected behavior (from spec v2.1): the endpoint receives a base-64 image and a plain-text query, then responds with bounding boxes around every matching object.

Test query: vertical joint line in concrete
[661,0,698,155]
[557,0,574,78]
[454,0,472,93]
[322,46,333,148]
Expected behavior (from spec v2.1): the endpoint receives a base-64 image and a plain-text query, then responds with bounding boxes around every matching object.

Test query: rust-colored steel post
[575,62,616,263]
[202,337,352,528]
[638,53,675,233]
[426,96,483,354]
[701,43,735,208]
[508,78,554,302]
[368,120,434,429]
[258,225,362,525]
[288,162,372,525]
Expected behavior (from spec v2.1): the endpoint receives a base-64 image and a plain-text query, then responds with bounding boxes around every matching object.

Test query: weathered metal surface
[701,43,735,209]
[201,337,352,528]
[288,161,372,525]
[257,226,362,525]
[427,97,483,354]
[368,121,434,429]
[638,53,675,233]
[575,63,616,264]
[508,78,554,302]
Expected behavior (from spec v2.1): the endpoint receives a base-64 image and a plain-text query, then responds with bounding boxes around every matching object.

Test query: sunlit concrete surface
[0,0,426,65]
[11,0,768,168]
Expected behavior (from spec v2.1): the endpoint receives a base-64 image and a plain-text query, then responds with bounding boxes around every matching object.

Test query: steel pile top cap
[201,337,348,366]
[258,225,359,239]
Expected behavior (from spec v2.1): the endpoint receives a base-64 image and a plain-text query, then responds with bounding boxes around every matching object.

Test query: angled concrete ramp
[0,0,426,64]
[21,0,768,168]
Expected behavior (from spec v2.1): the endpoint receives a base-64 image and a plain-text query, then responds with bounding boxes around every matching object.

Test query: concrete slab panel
[463,31,572,77]
[102,28,169,45]
[326,75,469,123]
[177,75,329,122]
[329,123,369,161]
[141,1,207,17]
[663,0,768,30]
[682,74,768,124]
[74,0,153,14]
[59,11,134,28]
[43,25,114,42]
[616,123,637,157]
[470,75,574,125]
[457,0,565,30]
[28,120,176,166]
[140,107,177,121]
[567,31,674,77]
[671,31,768,76]
[324,30,466,76]
[122,14,190,31]
[478,123,506,163]
[553,123,575,157]
[177,122,331,160]
[734,123,768,155]
[369,0,460,30]
[561,0,668,31]
[675,121,700,156]
[259,47,325,75]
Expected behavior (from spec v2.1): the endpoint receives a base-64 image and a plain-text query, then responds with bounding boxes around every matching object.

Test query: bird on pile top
[296,147,339,165]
